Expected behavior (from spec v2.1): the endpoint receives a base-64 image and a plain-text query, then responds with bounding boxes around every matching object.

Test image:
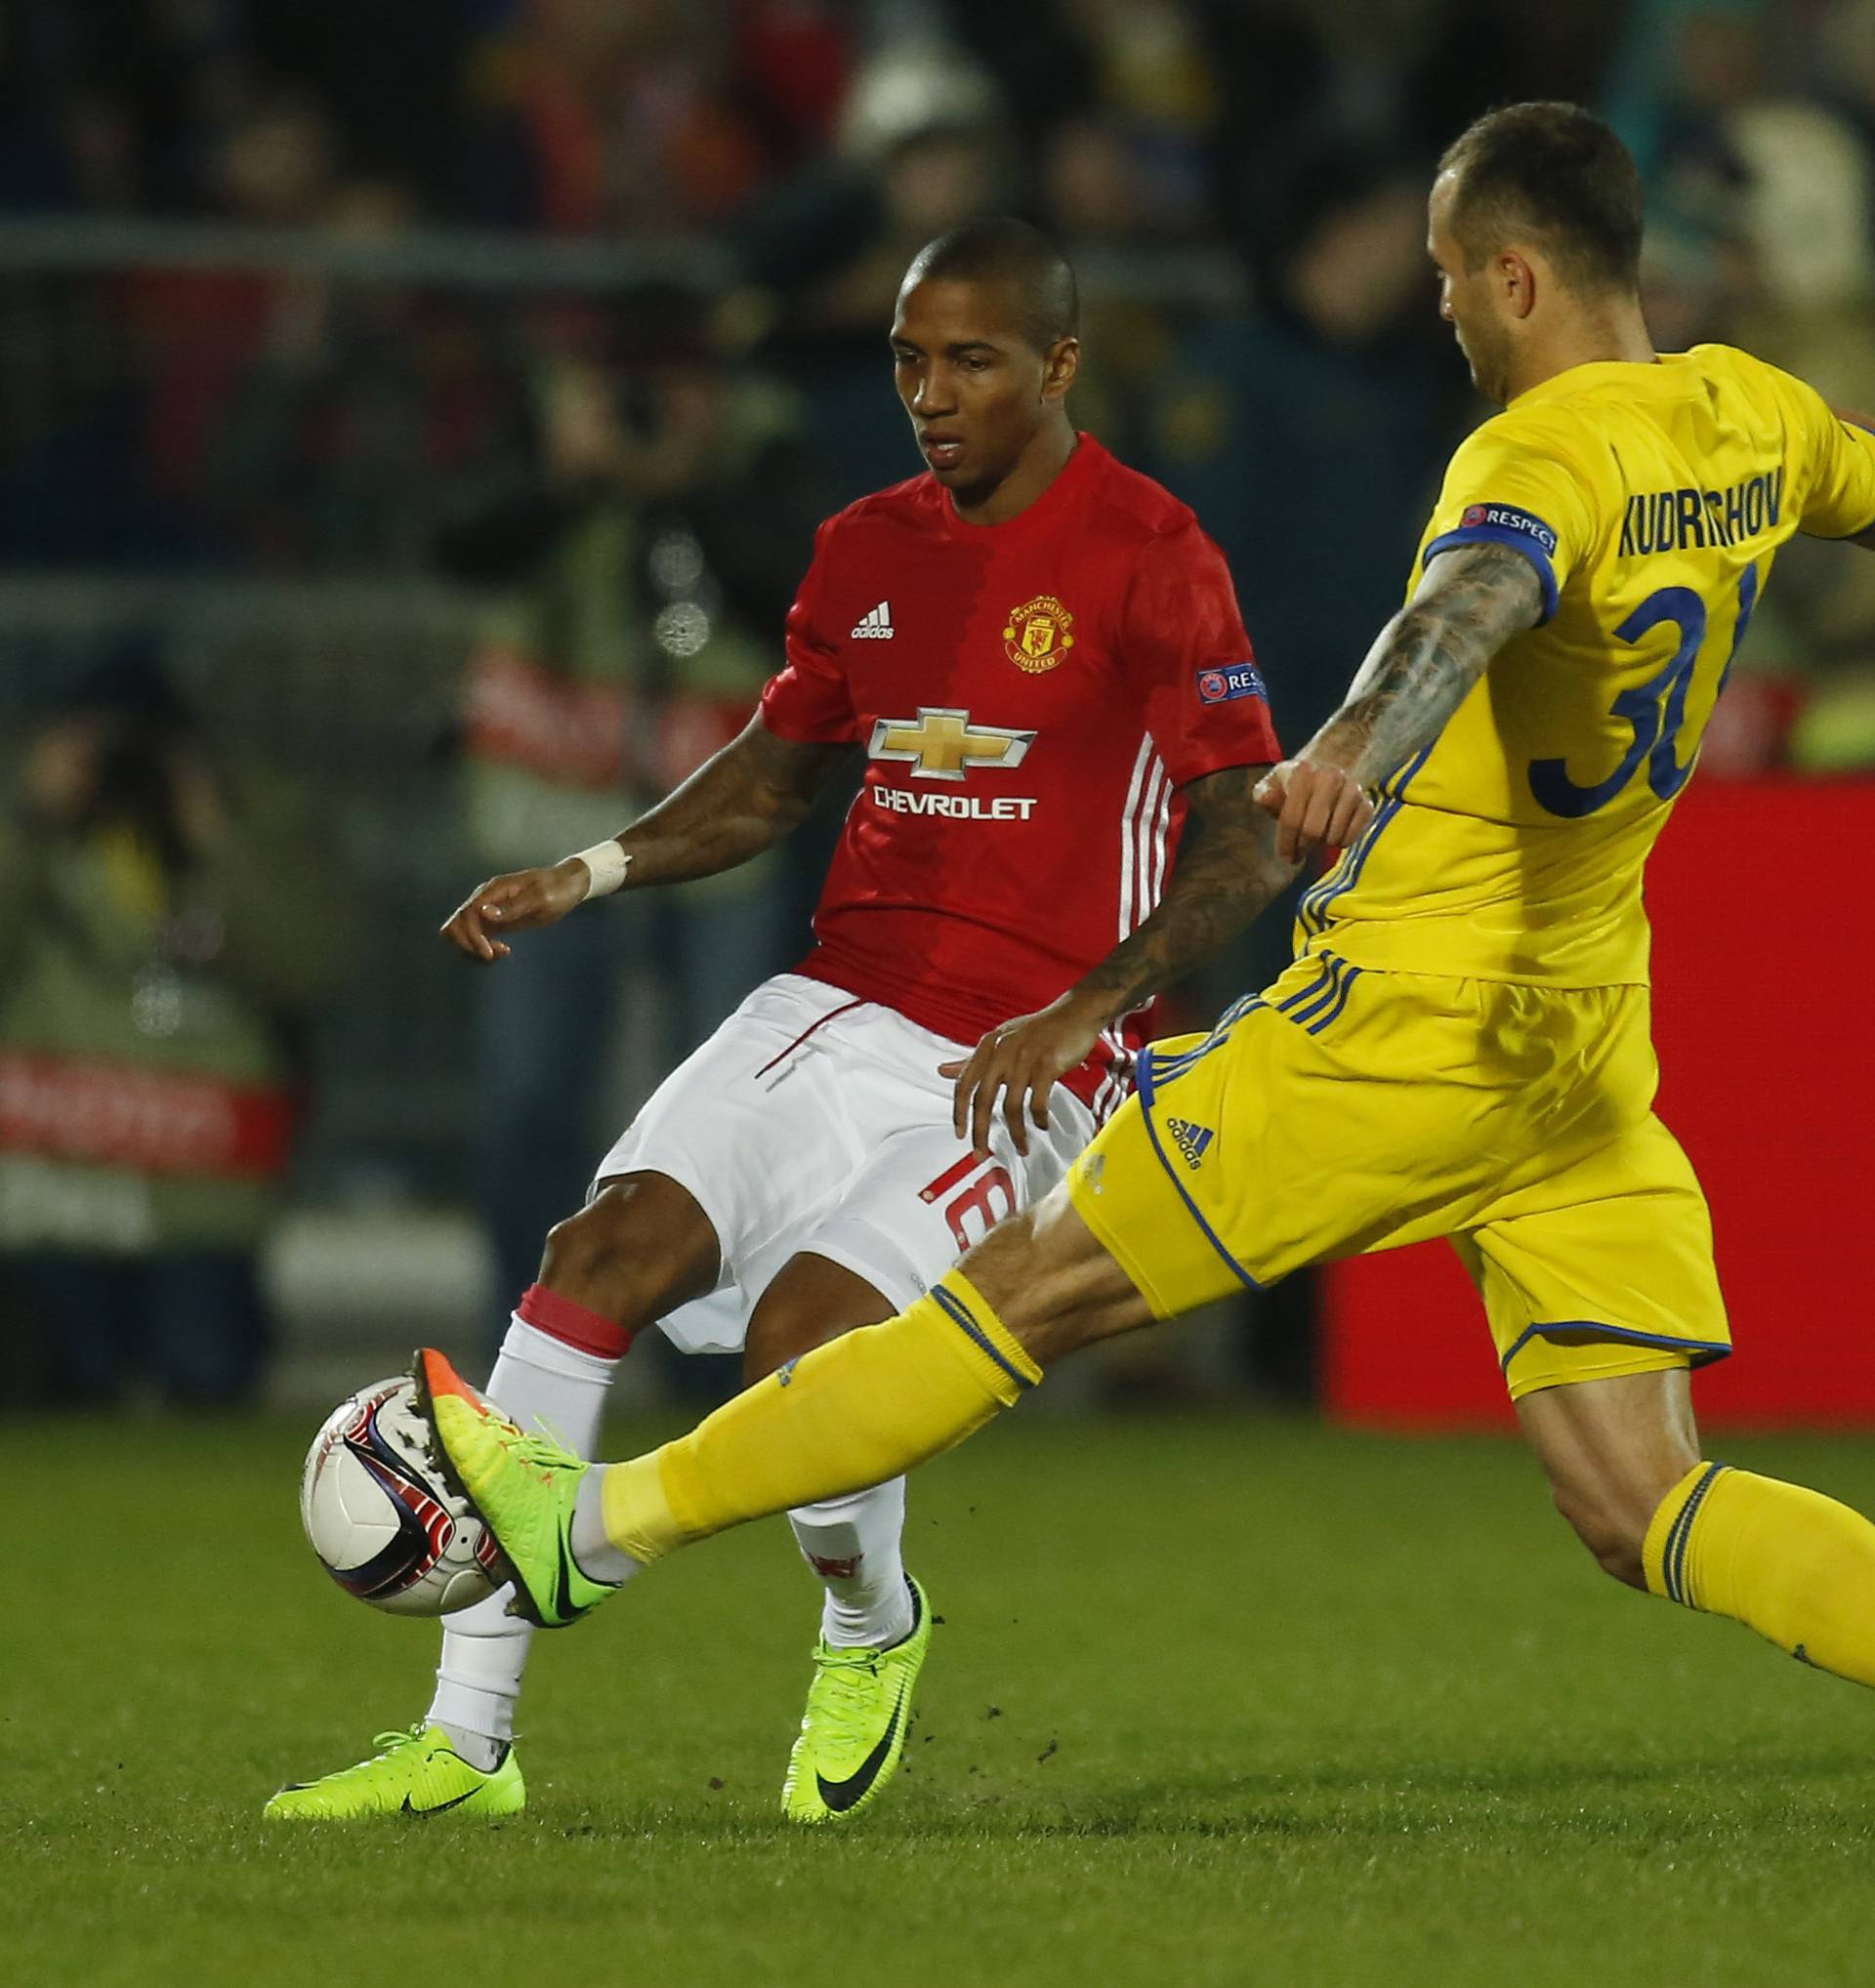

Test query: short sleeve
[759,518,860,743]
[1419,417,1598,624]
[1784,373,1875,540]
[1123,521,1280,788]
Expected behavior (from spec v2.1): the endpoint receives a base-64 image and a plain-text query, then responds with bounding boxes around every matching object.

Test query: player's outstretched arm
[1825,405,1875,550]
[1255,541,1545,863]
[440,715,854,962]
[945,764,1296,1156]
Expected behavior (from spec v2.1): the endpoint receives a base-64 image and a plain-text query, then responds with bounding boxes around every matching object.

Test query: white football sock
[428,1315,618,1760]
[570,1469,640,1585]
[789,1477,914,1649]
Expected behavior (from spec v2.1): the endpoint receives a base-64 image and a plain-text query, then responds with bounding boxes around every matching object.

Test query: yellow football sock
[600,1270,1040,1565]
[1643,1462,1875,1686]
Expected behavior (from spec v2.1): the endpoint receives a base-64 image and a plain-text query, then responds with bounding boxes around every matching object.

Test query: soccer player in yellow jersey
[418,104,1875,1723]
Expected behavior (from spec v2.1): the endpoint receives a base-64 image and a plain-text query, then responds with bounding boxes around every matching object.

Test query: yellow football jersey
[1295,344,1875,984]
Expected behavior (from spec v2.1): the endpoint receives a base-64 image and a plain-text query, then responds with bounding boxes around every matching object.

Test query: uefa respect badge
[1457,502,1558,554]
[1196,662,1268,705]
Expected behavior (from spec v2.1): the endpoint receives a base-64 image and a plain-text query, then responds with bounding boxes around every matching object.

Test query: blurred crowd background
[2,0,1872,1415]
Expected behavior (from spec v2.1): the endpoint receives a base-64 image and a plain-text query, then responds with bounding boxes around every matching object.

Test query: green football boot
[264,1724,523,1821]
[412,1346,618,1630]
[781,1576,933,1824]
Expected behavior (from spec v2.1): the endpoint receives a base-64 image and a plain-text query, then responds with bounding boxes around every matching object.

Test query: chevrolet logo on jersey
[868,708,1037,781]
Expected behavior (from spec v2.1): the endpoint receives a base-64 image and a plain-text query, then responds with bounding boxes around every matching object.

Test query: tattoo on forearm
[1076,766,1296,1023]
[1310,542,1544,786]
[617,718,854,888]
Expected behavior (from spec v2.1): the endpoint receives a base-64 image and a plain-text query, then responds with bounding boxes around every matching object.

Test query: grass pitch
[8,1408,1875,1988]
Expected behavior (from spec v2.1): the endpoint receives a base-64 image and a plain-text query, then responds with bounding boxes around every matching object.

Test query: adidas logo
[851,601,894,640]
[1165,1117,1214,1169]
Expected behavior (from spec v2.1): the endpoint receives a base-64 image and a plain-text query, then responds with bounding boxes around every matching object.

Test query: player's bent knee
[1549,1479,1649,1590]
[964,1184,1154,1367]
[538,1176,718,1325]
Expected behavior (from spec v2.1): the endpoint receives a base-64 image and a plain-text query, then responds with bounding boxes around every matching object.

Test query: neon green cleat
[411,1346,618,1630]
[781,1576,933,1824]
[263,1724,524,1821]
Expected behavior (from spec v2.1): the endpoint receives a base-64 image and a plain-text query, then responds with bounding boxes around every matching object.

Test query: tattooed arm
[441,715,854,963]
[946,545,1546,1153]
[1255,541,1546,862]
[946,763,1297,1156]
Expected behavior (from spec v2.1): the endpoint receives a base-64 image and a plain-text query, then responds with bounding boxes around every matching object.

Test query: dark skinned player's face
[890,275,1074,505]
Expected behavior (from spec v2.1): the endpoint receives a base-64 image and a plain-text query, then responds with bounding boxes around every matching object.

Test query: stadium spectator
[436,290,824,1340]
[0,2,98,209]
[1150,151,1464,757]
[452,0,770,235]
[0,646,354,1408]
[746,33,1012,498]
[730,0,857,167]
[1612,1,1875,772]
[207,180,509,571]
[241,0,471,213]
[122,93,348,522]
[1038,115,1203,484]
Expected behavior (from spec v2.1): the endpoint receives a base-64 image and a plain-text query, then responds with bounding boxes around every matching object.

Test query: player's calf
[1545,1478,1657,1590]
[1522,1364,1875,1691]
[1518,1365,1700,1591]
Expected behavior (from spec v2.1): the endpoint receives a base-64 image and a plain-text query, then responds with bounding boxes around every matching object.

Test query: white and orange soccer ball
[299,1376,500,1616]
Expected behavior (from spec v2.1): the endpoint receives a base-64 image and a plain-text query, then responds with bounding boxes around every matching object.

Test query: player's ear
[1042,336,1079,402]
[1498,249,1538,321]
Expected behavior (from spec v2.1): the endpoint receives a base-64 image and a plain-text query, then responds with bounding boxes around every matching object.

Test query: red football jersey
[761,435,1279,1114]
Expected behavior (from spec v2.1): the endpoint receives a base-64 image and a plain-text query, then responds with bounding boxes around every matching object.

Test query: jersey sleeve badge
[1003,596,1076,674]
[1196,662,1268,705]
[1457,502,1559,555]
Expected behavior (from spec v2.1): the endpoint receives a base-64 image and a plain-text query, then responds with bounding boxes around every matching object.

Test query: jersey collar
[1508,353,1690,412]
[939,431,1104,536]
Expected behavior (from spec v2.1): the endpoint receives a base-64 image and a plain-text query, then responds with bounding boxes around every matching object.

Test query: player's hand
[440,860,590,963]
[1253,759,1375,865]
[940,990,1107,1161]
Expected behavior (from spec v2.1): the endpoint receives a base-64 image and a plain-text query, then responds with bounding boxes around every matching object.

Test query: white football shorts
[593,973,1101,1354]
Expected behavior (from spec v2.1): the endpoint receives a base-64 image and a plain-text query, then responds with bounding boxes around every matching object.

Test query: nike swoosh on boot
[815,1698,905,1814]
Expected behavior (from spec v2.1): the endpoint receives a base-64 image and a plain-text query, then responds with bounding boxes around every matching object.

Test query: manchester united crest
[1002,596,1075,674]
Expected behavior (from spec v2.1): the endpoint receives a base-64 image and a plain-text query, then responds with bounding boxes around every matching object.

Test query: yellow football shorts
[1067,951,1730,1401]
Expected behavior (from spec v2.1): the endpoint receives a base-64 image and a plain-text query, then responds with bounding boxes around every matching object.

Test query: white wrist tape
[570,841,631,900]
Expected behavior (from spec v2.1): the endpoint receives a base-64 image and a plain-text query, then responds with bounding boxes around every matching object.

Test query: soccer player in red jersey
[269,219,1317,1824]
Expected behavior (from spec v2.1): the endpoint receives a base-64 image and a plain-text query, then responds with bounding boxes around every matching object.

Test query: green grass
[8,1410,1875,1987]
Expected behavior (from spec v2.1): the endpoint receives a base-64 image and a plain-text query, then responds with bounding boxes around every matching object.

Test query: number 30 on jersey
[1529,564,1760,818]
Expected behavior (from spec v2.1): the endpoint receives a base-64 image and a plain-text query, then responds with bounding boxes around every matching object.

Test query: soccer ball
[300,1376,501,1616]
